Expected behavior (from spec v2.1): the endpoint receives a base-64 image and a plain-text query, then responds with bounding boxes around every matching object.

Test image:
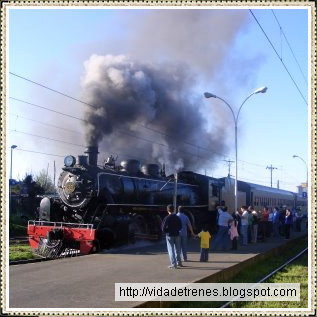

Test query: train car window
[212,185,218,197]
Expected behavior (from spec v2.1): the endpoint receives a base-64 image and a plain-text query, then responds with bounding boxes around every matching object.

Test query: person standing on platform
[284,208,293,239]
[198,225,211,262]
[295,210,302,232]
[162,204,182,269]
[261,207,269,239]
[268,208,274,237]
[247,208,253,243]
[212,206,233,251]
[228,218,239,250]
[272,207,281,237]
[249,206,259,243]
[177,206,195,262]
[240,206,249,245]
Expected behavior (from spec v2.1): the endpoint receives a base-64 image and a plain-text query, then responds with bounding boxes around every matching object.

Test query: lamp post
[10,145,17,214]
[292,155,308,188]
[10,145,17,180]
[204,87,267,213]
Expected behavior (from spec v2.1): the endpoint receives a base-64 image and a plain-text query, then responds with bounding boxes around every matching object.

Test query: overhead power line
[249,9,308,106]
[9,73,229,158]
[10,97,86,122]
[16,148,65,158]
[15,146,297,188]
[10,95,229,160]
[9,72,96,109]
[10,113,83,135]
[10,73,286,170]
[10,97,271,170]
[9,127,216,166]
[10,129,85,148]
[271,9,308,85]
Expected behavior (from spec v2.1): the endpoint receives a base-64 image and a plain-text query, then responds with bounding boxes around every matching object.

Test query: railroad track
[9,239,29,245]
[220,247,308,308]
[9,250,83,266]
[9,238,161,265]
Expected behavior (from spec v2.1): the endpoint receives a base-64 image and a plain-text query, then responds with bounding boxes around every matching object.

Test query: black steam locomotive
[28,146,307,257]
[28,146,222,257]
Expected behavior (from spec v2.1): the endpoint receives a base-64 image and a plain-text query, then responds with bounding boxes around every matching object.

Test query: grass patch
[230,253,308,308]
[9,222,27,236]
[9,213,28,236]
[167,237,308,309]
[9,243,40,261]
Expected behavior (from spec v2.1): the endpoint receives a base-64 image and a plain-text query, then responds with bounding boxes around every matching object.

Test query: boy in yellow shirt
[198,225,212,262]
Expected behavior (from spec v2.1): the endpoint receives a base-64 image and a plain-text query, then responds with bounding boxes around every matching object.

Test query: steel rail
[220,247,308,308]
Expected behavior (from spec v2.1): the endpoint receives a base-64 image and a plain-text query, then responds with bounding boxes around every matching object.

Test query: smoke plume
[81,54,226,171]
[80,10,254,172]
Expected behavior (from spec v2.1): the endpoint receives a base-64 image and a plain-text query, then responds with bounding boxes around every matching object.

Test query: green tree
[35,170,56,194]
[22,174,45,197]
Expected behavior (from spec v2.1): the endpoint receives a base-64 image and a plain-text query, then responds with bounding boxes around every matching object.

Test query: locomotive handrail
[96,172,199,186]
[28,220,94,230]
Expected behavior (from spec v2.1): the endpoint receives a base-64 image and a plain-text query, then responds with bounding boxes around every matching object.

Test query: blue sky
[7,5,310,193]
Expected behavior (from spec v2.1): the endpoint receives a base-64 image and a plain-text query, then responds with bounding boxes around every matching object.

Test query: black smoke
[81,55,227,171]
[80,10,254,172]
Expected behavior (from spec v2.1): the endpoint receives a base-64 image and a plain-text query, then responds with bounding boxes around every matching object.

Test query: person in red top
[261,207,269,239]
[262,207,269,221]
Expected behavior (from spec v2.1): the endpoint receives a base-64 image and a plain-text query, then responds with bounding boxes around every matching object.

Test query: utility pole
[266,165,278,187]
[173,172,178,213]
[224,160,234,178]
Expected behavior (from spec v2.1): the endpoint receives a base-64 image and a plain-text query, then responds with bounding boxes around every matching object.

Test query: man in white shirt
[212,206,233,251]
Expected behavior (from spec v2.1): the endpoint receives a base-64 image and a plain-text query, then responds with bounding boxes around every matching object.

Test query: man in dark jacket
[162,204,182,268]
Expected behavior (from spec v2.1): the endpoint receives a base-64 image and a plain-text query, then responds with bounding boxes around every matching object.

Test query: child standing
[198,226,211,262]
[228,218,239,250]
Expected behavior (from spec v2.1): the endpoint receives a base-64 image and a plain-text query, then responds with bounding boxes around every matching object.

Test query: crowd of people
[212,204,303,251]
[161,203,304,269]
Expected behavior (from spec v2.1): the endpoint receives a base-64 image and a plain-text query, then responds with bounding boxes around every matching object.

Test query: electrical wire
[10,129,85,148]
[249,9,308,106]
[271,9,308,85]
[9,113,84,135]
[10,97,87,122]
[10,95,271,169]
[15,146,296,189]
[15,148,65,158]
[9,96,228,164]
[9,72,96,109]
[9,72,303,182]
[10,126,220,166]
[9,73,230,158]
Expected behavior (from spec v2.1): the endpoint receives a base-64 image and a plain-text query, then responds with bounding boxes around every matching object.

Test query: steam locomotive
[28,146,222,257]
[27,146,307,258]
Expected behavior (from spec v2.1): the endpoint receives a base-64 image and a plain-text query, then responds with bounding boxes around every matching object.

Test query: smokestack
[85,146,99,166]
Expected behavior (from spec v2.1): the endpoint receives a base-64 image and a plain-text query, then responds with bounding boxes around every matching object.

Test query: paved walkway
[9,229,307,309]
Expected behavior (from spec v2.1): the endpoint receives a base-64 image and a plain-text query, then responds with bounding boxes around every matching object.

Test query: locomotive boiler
[28,146,222,257]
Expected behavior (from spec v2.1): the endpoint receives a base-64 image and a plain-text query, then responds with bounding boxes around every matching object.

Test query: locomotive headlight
[64,155,76,167]
[64,181,76,195]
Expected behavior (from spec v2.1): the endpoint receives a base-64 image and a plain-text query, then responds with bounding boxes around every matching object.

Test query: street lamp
[10,145,17,180]
[292,155,308,188]
[204,87,267,213]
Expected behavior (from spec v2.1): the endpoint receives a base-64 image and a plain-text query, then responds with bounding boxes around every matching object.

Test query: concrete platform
[9,229,307,309]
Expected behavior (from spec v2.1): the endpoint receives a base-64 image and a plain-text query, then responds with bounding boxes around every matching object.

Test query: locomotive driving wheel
[36,237,64,258]
[133,214,148,235]
[131,214,162,240]
[35,229,65,258]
